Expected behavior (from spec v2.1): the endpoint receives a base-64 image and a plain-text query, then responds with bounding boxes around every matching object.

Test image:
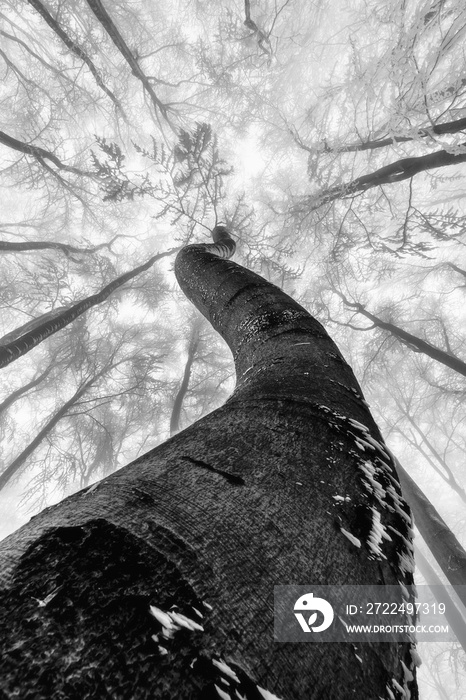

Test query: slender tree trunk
[0,307,70,346]
[396,462,466,603]
[414,546,466,652]
[338,294,466,378]
[321,116,466,153]
[0,234,122,257]
[243,0,272,56]
[0,129,91,177]
[295,145,466,214]
[0,227,418,699]
[26,0,126,118]
[392,408,466,503]
[0,378,95,491]
[0,236,121,257]
[83,0,170,124]
[0,247,179,369]
[0,365,52,416]
[446,261,466,279]
[169,327,200,436]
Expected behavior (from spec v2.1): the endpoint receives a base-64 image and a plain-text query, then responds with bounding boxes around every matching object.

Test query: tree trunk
[322,116,466,153]
[0,129,91,177]
[26,0,126,118]
[84,0,170,123]
[0,377,94,491]
[391,407,466,503]
[0,237,120,257]
[0,364,52,416]
[170,327,200,436]
[0,247,179,369]
[295,145,466,214]
[338,294,466,378]
[0,227,418,699]
[396,461,466,603]
[414,546,466,652]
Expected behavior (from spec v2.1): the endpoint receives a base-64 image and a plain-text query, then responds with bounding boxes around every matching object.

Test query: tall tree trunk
[169,326,200,436]
[0,374,100,491]
[338,293,466,378]
[0,364,52,416]
[391,407,466,503]
[26,0,126,119]
[0,129,91,177]
[319,116,466,154]
[396,461,466,604]
[414,546,466,652]
[294,145,466,214]
[0,227,418,699]
[0,237,118,256]
[83,0,170,124]
[0,247,179,369]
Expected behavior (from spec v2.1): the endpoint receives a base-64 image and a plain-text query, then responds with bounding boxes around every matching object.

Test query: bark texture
[0,227,418,699]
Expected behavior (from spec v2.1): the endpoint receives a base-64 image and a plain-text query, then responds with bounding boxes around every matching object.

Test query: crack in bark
[181,456,245,486]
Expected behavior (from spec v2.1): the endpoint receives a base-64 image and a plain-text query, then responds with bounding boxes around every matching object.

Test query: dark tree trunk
[396,461,466,603]
[321,116,466,153]
[414,546,466,651]
[0,237,120,257]
[392,410,466,503]
[339,294,466,378]
[0,248,179,369]
[84,0,170,123]
[295,145,466,214]
[0,129,90,177]
[0,227,418,699]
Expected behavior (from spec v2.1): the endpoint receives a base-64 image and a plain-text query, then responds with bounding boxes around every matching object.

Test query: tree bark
[0,247,180,369]
[26,0,126,118]
[0,227,418,699]
[295,145,466,214]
